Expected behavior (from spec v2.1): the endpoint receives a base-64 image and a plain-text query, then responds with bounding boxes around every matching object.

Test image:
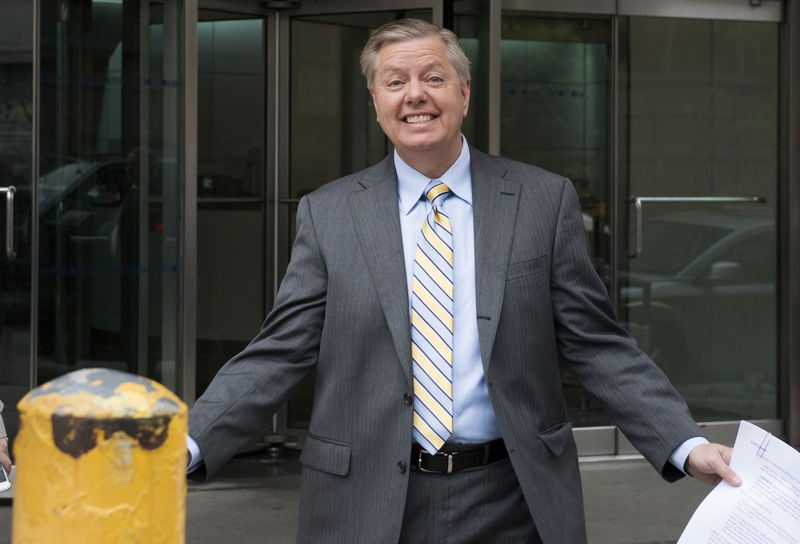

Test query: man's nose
[405,79,427,103]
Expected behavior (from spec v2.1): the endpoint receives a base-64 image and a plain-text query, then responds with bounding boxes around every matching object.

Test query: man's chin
[394,135,458,155]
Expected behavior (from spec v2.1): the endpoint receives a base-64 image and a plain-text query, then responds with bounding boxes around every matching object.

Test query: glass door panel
[500,13,613,427]
[195,11,266,398]
[38,0,183,390]
[0,0,34,441]
[618,17,779,421]
[284,7,433,432]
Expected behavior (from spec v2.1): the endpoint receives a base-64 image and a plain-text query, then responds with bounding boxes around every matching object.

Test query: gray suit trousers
[399,459,542,543]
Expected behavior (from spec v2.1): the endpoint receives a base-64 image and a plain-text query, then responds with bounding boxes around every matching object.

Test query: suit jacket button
[397,461,407,474]
[403,393,412,405]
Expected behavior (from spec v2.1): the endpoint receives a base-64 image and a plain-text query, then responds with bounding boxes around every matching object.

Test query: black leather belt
[411,438,508,474]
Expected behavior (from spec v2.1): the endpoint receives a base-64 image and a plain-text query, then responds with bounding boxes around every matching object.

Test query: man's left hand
[685,443,741,487]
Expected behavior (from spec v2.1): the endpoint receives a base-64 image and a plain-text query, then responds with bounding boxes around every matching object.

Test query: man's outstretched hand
[686,443,741,487]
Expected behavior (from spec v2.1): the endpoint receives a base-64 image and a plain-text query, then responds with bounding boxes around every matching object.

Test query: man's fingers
[687,443,742,487]
[711,459,741,486]
[708,445,741,486]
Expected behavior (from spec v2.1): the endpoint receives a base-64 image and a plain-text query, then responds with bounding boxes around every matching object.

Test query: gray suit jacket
[189,147,702,543]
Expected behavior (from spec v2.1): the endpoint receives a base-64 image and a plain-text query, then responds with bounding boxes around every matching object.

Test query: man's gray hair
[360,19,471,89]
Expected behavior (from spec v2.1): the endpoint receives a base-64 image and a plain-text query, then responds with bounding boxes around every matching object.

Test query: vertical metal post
[276,10,291,294]
[782,0,800,447]
[265,11,284,433]
[30,0,41,390]
[180,0,198,405]
[432,0,444,27]
[478,0,501,155]
[264,11,277,321]
[137,0,151,379]
[442,0,453,29]
[609,14,620,310]
[122,0,143,378]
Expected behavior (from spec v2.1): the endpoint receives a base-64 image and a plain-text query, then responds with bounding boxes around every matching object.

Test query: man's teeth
[406,115,433,123]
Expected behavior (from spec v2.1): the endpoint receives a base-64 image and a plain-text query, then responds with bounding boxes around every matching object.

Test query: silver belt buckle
[418,450,456,473]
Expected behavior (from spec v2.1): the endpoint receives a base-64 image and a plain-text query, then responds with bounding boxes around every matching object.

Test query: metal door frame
[182,0,794,453]
[272,0,443,445]
[487,0,787,454]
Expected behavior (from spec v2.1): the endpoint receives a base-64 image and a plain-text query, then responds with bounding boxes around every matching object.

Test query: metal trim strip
[502,0,615,15]
[618,0,783,22]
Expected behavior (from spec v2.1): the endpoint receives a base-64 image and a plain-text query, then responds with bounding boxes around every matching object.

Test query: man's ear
[462,80,471,118]
[368,88,380,120]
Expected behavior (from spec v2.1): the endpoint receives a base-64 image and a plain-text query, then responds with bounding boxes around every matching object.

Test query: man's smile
[404,114,437,124]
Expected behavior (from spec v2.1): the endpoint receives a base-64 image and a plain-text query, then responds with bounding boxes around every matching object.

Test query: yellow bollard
[12,368,187,544]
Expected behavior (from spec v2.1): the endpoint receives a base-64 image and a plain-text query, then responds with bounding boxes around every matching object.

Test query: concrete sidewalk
[0,450,711,543]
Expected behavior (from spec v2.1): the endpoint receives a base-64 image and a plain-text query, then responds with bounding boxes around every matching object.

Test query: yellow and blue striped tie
[411,180,454,454]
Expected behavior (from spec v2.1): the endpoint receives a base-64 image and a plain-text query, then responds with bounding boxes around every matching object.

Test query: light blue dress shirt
[395,137,500,443]
[187,136,705,474]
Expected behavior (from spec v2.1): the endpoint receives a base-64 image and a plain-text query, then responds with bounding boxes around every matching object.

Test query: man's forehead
[376,38,451,70]
[379,58,448,74]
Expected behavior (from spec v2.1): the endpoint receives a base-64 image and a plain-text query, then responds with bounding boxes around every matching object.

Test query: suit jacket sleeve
[550,179,702,482]
[189,195,327,481]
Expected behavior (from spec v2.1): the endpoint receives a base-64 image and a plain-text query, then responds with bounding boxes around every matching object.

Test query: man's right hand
[686,443,741,487]
[0,437,12,473]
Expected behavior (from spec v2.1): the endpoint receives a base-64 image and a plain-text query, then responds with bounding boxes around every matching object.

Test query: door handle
[0,186,16,260]
[628,196,765,259]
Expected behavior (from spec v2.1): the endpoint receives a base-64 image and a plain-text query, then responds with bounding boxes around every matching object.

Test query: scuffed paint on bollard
[12,368,187,544]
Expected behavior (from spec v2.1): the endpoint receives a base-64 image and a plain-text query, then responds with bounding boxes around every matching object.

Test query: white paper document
[678,421,800,544]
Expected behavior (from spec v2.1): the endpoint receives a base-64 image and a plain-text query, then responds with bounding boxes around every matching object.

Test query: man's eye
[427,76,444,85]
[386,80,404,89]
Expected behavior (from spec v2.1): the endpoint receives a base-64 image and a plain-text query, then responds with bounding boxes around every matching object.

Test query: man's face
[369,36,470,166]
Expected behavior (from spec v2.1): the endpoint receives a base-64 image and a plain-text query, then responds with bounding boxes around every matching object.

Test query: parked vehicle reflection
[30,156,166,383]
[621,208,776,420]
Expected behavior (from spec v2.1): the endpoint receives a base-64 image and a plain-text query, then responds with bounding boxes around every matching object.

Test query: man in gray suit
[188,19,740,542]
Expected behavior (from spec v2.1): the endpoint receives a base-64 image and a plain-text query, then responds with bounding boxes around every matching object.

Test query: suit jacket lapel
[348,157,412,384]
[471,148,521,374]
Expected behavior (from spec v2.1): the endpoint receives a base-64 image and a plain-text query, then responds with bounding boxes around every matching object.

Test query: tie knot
[424,181,451,206]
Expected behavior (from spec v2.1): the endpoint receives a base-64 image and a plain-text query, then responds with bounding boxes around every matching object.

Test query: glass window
[500,13,612,426]
[0,0,33,441]
[195,12,267,397]
[38,0,183,390]
[618,17,779,421]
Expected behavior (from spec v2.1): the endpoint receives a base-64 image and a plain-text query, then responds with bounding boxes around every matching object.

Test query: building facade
[1,0,799,456]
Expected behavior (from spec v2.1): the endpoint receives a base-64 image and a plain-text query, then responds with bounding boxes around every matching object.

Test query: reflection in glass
[196,13,266,397]
[501,15,610,281]
[0,0,33,441]
[619,18,779,421]
[38,0,182,391]
[500,14,612,426]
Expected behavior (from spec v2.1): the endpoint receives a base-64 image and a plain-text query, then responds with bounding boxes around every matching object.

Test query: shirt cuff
[669,436,709,475]
[186,435,204,473]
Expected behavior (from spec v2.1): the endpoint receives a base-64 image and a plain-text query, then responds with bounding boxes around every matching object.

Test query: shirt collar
[395,136,473,216]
